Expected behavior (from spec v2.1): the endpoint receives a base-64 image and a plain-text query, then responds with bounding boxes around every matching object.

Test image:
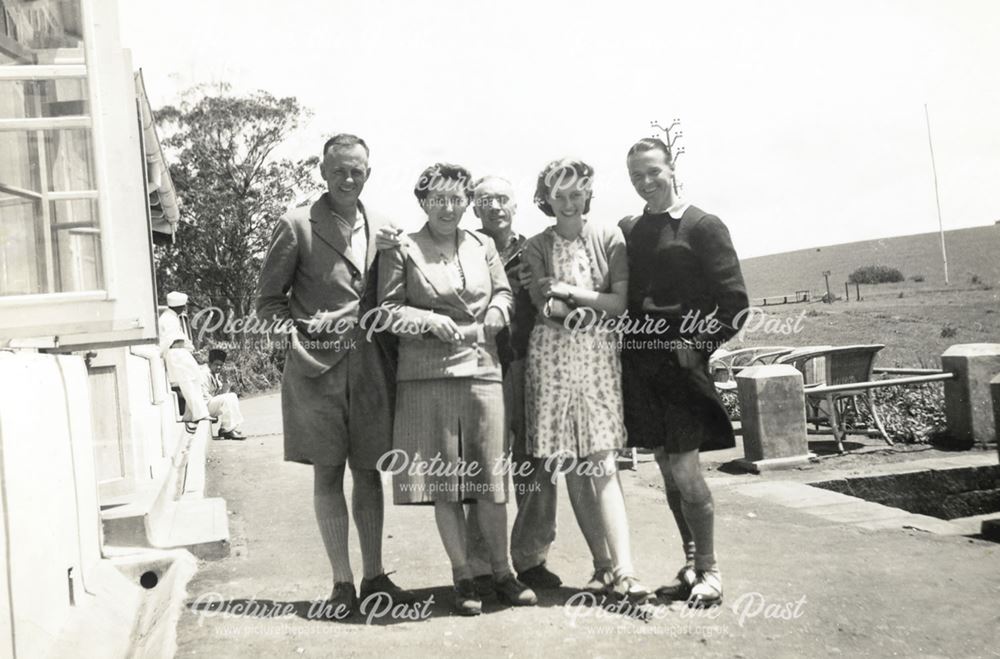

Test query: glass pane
[0,127,94,193]
[50,198,102,292]
[0,0,85,65]
[0,196,103,296]
[0,78,89,118]
[0,196,45,295]
[0,129,41,192]
[45,127,93,190]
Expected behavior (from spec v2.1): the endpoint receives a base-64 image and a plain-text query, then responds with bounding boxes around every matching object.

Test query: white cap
[166,291,188,307]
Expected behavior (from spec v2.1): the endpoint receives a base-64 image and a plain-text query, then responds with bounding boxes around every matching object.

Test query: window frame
[0,0,159,349]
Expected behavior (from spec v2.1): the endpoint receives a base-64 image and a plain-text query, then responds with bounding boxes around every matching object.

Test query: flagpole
[924,103,949,285]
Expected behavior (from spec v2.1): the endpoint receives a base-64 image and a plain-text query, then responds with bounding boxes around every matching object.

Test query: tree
[153,85,320,346]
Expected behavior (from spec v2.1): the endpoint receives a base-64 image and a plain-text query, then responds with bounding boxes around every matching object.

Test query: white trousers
[208,393,244,432]
[164,348,209,421]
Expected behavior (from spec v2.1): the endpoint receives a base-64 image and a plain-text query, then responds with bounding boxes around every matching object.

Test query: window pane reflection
[1,128,101,296]
[0,78,89,118]
[0,0,85,65]
[51,198,102,292]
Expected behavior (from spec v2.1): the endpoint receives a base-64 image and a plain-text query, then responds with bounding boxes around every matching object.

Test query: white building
[1,1,227,656]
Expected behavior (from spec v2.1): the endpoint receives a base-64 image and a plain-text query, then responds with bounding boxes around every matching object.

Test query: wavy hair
[533,158,594,217]
[413,162,475,203]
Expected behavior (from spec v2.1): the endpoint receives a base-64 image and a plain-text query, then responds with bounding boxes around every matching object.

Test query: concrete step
[154,497,230,560]
[101,422,228,558]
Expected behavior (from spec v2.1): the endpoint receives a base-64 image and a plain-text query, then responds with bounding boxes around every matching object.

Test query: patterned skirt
[524,324,627,459]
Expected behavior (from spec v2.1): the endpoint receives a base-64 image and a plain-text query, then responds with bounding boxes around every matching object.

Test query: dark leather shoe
[517,562,562,589]
[319,582,356,619]
[472,574,494,598]
[219,429,246,440]
[493,574,537,606]
[359,573,416,605]
[453,579,482,616]
[655,565,697,601]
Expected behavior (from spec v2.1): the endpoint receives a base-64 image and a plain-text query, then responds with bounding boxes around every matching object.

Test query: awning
[134,69,179,244]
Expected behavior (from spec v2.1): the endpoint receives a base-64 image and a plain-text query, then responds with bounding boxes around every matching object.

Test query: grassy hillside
[726,224,1000,368]
[741,224,1000,299]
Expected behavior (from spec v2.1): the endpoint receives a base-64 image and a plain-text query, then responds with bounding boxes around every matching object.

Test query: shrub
[198,339,284,396]
[940,324,958,338]
[721,390,740,420]
[858,383,946,444]
[848,265,904,285]
[909,274,925,282]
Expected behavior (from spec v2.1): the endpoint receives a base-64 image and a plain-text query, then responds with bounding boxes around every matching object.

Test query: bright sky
[118,0,1000,258]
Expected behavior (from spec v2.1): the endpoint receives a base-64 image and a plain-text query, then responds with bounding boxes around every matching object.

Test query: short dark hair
[322,133,369,159]
[208,349,227,363]
[626,137,673,166]
[533,158,594,218]
[413,163,474,203]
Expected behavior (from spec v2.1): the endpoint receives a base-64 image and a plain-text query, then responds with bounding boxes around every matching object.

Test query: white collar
[666,198,690,220]
[646,197,689,220]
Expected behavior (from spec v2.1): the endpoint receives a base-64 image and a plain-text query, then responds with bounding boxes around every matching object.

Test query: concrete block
[992,374,1000,462]
[941,344,1000,448]
[735,365,815,470]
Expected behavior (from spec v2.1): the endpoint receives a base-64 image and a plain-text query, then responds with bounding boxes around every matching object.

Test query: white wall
[0,352,102,659]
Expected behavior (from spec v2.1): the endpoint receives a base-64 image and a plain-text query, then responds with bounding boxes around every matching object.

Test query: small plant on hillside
[968,273,993,290]
[909,274,925,282]
[940,323,958,338]
[848,265,904,285]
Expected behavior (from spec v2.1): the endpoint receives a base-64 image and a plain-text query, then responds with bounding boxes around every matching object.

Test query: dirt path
[176,393,1000,658]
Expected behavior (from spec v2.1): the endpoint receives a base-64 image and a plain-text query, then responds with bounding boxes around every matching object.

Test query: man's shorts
[281,338,393,469]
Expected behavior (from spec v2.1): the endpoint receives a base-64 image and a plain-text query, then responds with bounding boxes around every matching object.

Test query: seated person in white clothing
[159,291,209,423]
[201,349,246,440]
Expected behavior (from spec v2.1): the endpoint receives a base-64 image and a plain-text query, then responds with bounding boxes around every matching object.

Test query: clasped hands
[424,308,505,344]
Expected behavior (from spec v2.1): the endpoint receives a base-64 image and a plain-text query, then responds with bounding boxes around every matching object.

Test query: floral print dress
[525,228,627,459]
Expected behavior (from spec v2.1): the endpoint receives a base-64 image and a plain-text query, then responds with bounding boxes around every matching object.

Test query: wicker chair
[709,346,794,392]
[778,344,891,453]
